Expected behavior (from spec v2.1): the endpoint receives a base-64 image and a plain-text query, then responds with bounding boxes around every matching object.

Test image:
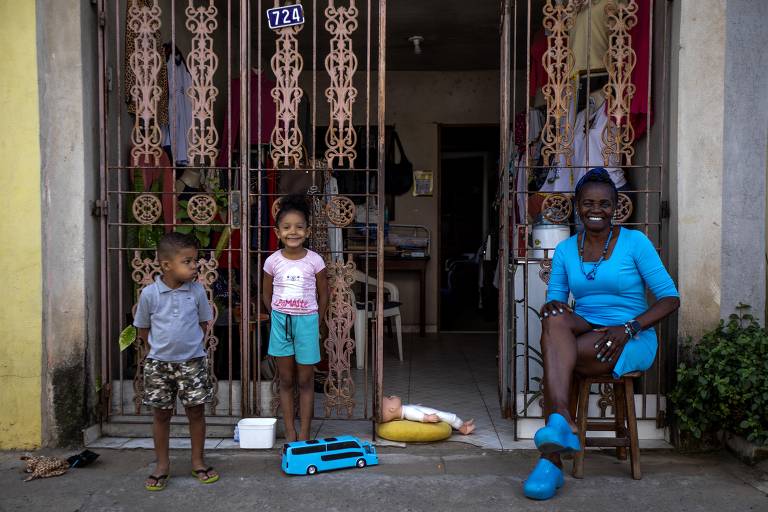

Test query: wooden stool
[571,371,642,480]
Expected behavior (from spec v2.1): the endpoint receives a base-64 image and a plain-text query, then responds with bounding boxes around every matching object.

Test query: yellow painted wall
[0,0,42,449]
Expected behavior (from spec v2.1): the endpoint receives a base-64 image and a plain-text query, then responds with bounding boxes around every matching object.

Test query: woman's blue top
[545,227,679,376]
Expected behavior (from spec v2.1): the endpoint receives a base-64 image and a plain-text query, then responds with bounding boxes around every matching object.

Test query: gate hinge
[98,10,106,27]
[660,200,670,219]
[91,199,109,217]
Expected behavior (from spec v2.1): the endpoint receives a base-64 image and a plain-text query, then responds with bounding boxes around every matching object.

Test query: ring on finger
[606,340,613,348]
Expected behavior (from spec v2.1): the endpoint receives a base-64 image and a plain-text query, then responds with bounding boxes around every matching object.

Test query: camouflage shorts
[143,357,213,409]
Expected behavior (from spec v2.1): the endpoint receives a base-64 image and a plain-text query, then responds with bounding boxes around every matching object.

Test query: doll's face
[381,395,403,422]
[383,395,402,412]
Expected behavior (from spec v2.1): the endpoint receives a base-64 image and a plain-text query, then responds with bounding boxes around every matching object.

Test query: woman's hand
[593,326,630,363]
[540,300,573,319]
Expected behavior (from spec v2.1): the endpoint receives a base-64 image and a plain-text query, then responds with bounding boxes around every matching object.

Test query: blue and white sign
[266,4,305,30]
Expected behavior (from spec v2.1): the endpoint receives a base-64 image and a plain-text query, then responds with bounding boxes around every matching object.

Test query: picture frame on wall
[413,170,433,196]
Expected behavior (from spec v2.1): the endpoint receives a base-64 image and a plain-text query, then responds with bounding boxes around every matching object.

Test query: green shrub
[670,304,768,445]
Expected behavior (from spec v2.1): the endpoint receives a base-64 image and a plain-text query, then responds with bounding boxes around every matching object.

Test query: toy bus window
[322,438,338,442]
[321,451,364,462]
[292,445,326,455]
[327,441,360,451]
[364,445,372,454]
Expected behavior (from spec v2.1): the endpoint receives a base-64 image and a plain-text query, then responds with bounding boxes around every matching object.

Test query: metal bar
[239,0,251,417]
[226,0,234,418]
[642,0,656,420]
[498,0,511,421]
[374,0,386,424]
[116,0,125,417]
[364,0,372,419]
[254,0,264,417]
[97,0,110,420]
[522,0,532,421]
[659,0,672,424]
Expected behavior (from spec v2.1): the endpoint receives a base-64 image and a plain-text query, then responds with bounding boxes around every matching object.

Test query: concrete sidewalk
[1,444,766,511]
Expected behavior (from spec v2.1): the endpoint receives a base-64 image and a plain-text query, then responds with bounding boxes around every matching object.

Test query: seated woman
[523,168,680,500]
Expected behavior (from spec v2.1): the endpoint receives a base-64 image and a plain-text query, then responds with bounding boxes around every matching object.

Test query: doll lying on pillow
[381,395,476,435]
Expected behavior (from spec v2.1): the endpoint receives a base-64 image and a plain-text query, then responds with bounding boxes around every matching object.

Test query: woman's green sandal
[192,467,220,484]
[145,474,169,491]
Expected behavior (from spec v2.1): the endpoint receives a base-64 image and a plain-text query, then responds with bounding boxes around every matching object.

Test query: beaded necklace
[579,227,614,281]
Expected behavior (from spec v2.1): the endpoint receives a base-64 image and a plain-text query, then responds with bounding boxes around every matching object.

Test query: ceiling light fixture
[408,35,424,55]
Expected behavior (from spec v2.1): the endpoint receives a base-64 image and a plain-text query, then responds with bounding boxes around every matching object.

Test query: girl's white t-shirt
[263,249,326,315]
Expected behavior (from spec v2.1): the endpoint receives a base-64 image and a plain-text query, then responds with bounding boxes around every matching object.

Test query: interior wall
[303,70,500,330]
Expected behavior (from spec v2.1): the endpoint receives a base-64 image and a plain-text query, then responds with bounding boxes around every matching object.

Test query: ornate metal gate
[498,0,673,438]
[96,0,386,425]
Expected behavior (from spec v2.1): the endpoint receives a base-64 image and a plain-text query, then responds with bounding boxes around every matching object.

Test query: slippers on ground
[192,467,220,484]
[145,474,169,491]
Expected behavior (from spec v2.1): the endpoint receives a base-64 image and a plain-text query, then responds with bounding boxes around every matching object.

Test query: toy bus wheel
[307,465,317,475]
[356,458,366,468]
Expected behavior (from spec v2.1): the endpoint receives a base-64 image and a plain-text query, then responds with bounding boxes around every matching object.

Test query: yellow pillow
[376,420,452,442]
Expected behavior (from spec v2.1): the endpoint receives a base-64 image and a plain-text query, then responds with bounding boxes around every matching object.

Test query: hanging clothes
[162,49,194,165]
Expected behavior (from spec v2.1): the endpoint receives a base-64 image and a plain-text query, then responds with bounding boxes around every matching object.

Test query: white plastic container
[237,417,277,449]
[532,224,570,259]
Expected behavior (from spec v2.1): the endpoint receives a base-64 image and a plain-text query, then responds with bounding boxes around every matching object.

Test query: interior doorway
[439,126,500,332]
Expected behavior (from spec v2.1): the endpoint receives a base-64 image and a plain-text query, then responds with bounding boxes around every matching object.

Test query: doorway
[439,126,500,332]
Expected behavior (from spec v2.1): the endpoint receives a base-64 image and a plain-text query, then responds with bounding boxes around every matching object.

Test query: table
[357,256,429,337]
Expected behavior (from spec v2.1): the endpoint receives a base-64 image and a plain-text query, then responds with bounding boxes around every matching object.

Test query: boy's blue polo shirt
[133,276,214,362]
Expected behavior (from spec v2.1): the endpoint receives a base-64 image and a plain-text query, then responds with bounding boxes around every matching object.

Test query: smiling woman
[522,167,681,500]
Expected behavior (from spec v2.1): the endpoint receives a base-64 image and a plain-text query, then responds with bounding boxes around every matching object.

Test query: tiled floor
[91,332,673,451]
[311,332,519,450]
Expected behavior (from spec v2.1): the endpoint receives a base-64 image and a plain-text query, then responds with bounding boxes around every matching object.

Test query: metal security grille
[96,0,387,424]
[498,0,673,438]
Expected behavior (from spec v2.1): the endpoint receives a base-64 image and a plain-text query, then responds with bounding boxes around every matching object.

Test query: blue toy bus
[281,435,378,475]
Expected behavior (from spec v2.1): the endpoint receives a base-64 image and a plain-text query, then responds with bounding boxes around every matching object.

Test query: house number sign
[267,4,305,30]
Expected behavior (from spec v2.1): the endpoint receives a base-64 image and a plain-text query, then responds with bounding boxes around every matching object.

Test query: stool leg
[624,377,642,480]
[614,382,628,461]
[572,377,589,479]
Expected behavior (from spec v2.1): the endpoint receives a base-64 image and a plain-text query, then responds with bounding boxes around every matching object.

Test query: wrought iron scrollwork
[323,257,357,417]
[127,0,164,166]
[324,0,359,168]
[540,0,576,167]
[185,0,220,167]
[602,0,638,165]
[270,0,305,168]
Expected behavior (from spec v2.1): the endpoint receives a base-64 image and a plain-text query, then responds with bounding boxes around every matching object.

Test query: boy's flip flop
[192,467,220,484]
[145,474,169,491]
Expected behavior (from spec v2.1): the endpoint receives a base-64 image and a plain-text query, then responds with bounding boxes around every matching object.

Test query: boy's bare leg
[276,356,298,442]
[187,404,217,479]
[296,364,315,441]
[148,407,172,484]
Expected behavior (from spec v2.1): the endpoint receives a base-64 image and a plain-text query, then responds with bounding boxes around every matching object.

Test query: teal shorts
[268,310,321,365]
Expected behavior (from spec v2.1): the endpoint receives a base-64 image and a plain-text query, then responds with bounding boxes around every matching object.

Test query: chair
[570,371,642,480]
[351,270,403,369]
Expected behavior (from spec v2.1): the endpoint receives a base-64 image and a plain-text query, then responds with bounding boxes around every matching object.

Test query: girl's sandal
[145,474,169,491]
[192,467,220,484]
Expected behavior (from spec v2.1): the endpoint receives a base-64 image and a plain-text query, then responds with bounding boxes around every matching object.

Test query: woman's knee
[541,312,572,334]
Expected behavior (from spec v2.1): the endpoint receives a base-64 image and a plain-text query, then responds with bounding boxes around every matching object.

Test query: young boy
[133,232,219,491]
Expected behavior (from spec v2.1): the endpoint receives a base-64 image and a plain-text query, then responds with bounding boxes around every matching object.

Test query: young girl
[262,194,328,442]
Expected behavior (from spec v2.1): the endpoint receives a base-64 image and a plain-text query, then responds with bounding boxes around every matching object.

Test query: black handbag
[385,131,414,196]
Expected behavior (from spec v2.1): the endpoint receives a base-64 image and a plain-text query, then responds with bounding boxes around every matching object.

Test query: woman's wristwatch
[623,319,642,338]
